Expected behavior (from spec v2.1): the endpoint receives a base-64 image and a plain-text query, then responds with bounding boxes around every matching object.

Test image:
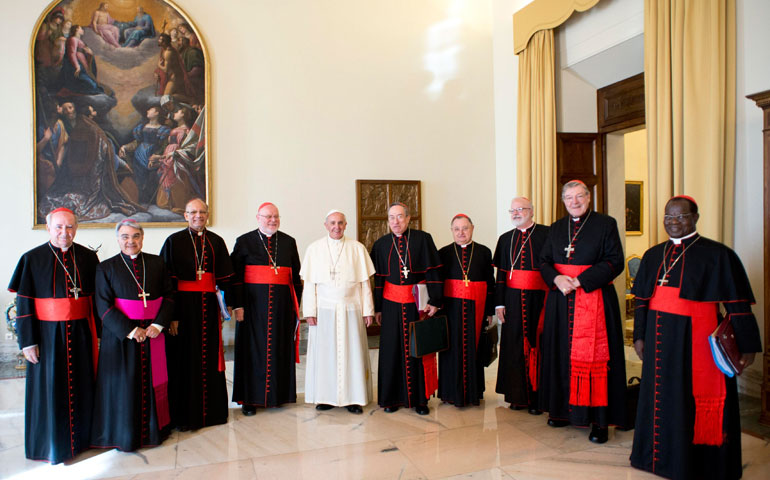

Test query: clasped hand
[554,275,581,295]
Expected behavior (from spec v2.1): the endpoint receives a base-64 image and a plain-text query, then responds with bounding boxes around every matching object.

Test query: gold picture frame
[31,0,211,229]
[625,180,643,235]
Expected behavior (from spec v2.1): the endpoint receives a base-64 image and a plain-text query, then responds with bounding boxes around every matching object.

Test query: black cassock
[492,223,549,409]
[630,234,762,480]
[538,211,626,427]
[8,242,99,464]
[438,241,494,407]
[370,229,443,409]
[230,229,302,408]
[91,252,174,451]
[161,228,234,429]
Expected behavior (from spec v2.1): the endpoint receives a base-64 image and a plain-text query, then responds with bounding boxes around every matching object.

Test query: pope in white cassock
[300,210,375,414]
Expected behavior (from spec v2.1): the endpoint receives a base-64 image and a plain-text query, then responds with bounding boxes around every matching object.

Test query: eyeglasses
[508,207,531,213]
[663,213,693,222]
[185,210,208,215]
[259,214,280,220]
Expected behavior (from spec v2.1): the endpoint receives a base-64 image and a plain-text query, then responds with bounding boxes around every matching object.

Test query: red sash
[443,279,487,348]
[244,265,301,363]
[555,263,609,407]
[649,285,724,446]
[383,281,438,400]
[34,297,98,376]
[177,272,216,292]
[506,269,548,291]
[506,269,548,391]
[176,273,225,371]
[114,297,170,430]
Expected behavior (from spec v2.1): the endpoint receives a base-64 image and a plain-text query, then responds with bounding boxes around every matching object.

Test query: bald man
[230,203,303,415]
[492,197,549,414]
[8,207,100,463]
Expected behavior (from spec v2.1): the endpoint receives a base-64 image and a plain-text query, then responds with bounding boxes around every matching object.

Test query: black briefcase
[617,376,641,431]
[408,315,449,358]
[478,322,499,367]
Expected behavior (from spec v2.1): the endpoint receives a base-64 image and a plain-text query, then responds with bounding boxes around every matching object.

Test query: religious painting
[31,0,209,228]
[625,181,643,235]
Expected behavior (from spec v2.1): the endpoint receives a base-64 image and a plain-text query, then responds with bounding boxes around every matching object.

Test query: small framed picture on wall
[625,181,643,235]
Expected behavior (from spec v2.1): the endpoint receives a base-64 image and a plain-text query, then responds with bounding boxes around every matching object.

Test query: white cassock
[300,235,375,406]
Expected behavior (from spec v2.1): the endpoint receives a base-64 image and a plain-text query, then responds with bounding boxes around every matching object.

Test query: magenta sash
[114,297,170,429]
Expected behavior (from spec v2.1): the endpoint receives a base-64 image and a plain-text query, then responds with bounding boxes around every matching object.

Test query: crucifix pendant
[401,265,409,279]
[272,265,279,275]
[330,268,337,280]
[564,244,575,259]
[70,286,81,300]
[463,275,469,287]
[658,277,668,286]
[197,269,205,280]
[138,291,149,308]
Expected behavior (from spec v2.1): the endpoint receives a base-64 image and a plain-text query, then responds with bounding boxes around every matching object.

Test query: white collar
[327,235,344,244]
[458,242,471,248]
[130,253,140,259]
[517,222,534,232]
[669,231,698,245]
[259,228,274,238]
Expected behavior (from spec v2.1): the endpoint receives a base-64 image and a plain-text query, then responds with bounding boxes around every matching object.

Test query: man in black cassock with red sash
[630,196,761,480]
[92,219,174,452]
[161,198,234,430]
[539,180,626,444]
[438,214,494,407]
[8,207,99,464]
[493,197,549,414]
[230,202,302,415]
[370,202,442,415]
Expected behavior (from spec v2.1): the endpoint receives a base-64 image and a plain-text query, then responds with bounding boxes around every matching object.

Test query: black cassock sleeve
[492,234,507,307]
[724,303,762,354]
[95,263,136,340]
[575,217,625,293]
[229,236,247,310]
[483,249,495,317]
[423,233,443,309]
[8,253,40,349]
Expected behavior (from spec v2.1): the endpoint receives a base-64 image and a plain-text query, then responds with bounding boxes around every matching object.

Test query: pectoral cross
[330,268,337,280]
[401,265,409,279]
[138,291,150,308]
[272,265,280,275]
[197,269,205,280]
[70,286,81,300]
[564,244,575,259]
[658,277,669,287]
[463,275,469,287]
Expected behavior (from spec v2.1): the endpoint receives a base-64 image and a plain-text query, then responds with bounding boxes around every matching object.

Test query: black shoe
[589,425,608,444]
[528,408,542,415]
[509,404,526,410]
[346,405,363,414]
[315,404,334,411]
[384,406,399,413]
[242,405,257,416]
[547,418,569,428]
[415,405,430,415]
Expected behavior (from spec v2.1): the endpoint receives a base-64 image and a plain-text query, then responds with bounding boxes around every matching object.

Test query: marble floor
[1,351,769,480]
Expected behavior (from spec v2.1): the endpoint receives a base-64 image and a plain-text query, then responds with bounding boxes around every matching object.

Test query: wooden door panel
[556,132,604,218]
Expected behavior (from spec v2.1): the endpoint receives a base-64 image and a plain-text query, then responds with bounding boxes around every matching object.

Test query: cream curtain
[516,29,557,224]
[645,0,736,244]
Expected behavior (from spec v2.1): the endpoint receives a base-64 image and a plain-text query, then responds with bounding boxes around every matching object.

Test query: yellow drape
[516,29,557,224]
[645,0,735,244]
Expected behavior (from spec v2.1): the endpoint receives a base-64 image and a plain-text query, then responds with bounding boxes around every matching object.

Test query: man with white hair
[230,202,303,415]
[300,210,375,413]
[8,207,100,464]
[91,219,175,452]
[538,180,626,444]
[492,197,549,414]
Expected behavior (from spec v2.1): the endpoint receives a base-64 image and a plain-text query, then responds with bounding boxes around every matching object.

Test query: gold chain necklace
[657,236,700,286]
[453,242,475,286]
[48,243,81,299]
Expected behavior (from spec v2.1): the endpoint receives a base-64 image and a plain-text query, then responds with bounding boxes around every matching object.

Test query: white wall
[735,0,770,394]
[0,0,498,308]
